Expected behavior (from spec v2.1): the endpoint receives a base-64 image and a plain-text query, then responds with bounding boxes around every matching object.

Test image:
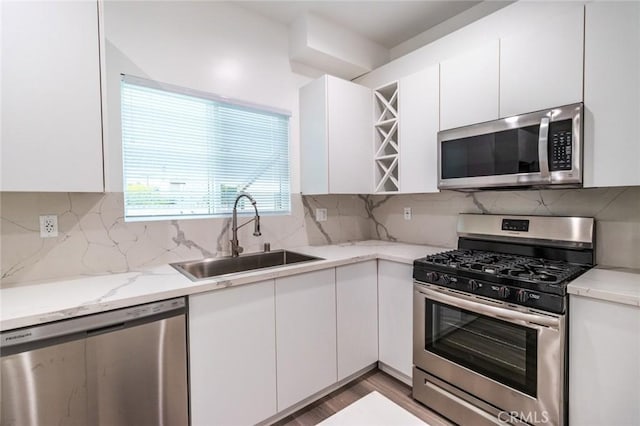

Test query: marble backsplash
[305,187,640,269]
[0,193,369,285]
[2,186,639,285]
[359,186,640,269]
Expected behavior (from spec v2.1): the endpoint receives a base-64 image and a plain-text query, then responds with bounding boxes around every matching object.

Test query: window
[121,75,291,220]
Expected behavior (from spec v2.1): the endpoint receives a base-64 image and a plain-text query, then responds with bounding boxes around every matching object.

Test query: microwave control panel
[549,119,573,171]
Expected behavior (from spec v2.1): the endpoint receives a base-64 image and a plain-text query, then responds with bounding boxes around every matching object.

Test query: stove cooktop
[419,249,587,290]
[413,249,591,314]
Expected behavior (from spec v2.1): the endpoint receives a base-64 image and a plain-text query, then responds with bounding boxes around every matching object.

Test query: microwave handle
[538,117,551,181]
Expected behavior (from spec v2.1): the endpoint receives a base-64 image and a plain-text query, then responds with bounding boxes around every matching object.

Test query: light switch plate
[315,208,327,222]
[404,207,412,221]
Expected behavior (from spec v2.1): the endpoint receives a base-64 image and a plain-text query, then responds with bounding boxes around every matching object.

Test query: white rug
[318,391,429,426]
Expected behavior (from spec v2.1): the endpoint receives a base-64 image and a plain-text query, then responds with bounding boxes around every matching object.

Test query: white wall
[356,1,584,88]
[101,1,311,193]
[289,12,389,80]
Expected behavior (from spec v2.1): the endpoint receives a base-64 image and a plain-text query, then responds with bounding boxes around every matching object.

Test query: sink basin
[171,250,324,281]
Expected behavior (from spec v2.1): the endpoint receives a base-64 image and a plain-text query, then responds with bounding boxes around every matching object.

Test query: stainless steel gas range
[412,214,595,426]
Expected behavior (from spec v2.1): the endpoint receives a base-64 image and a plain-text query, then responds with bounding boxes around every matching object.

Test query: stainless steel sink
[170,250,324,281]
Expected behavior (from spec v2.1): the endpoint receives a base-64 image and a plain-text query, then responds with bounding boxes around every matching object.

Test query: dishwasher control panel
[1,297,186,348]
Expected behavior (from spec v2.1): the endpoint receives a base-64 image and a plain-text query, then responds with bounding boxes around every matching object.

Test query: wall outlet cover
[39,215,58,238]
[404,207,412,220]
[315,208,328,222]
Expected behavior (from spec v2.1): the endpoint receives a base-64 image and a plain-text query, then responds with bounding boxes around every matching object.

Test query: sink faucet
[230,192,261,257]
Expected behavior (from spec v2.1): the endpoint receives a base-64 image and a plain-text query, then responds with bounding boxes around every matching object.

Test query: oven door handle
[416,286,560,328]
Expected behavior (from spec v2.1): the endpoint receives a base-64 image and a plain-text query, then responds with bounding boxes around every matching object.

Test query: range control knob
[426,272,439,282]
[516,290,529,303]
[468,279,479,291]
[498,286,511,299]
[441,275,451,284]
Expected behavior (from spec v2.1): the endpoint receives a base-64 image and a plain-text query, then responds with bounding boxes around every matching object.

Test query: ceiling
[237,1,483,49]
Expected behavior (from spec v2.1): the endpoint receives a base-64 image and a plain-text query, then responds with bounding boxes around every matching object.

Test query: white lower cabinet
[188,281,277,426]
[569,295,640,426]
[377,260,414,380]
[275,269,337,411]
[336,261,378,380]
[188,262,389,422]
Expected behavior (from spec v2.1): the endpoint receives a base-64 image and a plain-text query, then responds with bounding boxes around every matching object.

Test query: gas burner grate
[420,249,585,286]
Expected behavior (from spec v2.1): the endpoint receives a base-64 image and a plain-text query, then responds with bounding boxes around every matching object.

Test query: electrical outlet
[404,207,412,221]
[39,215,58,238]
[315,208,328,222]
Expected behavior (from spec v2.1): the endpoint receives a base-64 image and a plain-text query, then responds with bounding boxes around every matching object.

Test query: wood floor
[274,369,453,426]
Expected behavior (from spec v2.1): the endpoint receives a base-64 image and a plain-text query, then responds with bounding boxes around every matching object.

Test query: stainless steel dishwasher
[0,297,188,426]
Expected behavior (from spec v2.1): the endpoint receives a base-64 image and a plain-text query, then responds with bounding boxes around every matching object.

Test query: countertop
[3,239,638,332]
[567,267,640,308]
[0,241,445,331]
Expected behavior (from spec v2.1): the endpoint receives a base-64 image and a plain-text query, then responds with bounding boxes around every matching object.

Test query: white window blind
[121,76,291,220]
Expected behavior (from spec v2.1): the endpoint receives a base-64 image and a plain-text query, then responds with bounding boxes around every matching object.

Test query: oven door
[413,283,566,425]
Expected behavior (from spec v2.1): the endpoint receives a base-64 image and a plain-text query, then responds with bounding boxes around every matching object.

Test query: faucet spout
[230,192,261,257]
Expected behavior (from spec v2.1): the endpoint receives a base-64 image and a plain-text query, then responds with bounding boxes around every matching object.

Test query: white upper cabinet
[300,75,373,194]
[398,66,440,193]
[584,2,640,187]
[439,40,499,131]
[500,4,584,117]
[336,261,378,381]
[1,1,104,192]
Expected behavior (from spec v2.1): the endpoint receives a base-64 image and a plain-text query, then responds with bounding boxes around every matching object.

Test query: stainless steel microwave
[437,103,583,190]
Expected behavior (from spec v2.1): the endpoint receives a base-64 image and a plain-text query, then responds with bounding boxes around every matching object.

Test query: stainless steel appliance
[412,214,595,426]
[1,297,188,426]
[438,103,583,190]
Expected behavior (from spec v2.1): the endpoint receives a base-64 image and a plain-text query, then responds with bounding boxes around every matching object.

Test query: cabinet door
[189,281,277,426]
[440,41,499,130]
[378,260,414,380]
[276,269,337,411]
[500,4,584,117]
[399,66,439,193]
[300,77,329,195]
[336,261,378,381]
[569,295,640,425]
[300,75,372,195]
[584,2,640,187]
[327,76,373,194]
[1,1,104,192]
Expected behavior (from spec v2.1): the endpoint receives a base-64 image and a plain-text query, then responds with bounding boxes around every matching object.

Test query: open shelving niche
[373,81,399,193]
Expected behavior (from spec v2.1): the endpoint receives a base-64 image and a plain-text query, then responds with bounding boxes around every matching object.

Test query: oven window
[441,125,540,179]
[426,300,537,397]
